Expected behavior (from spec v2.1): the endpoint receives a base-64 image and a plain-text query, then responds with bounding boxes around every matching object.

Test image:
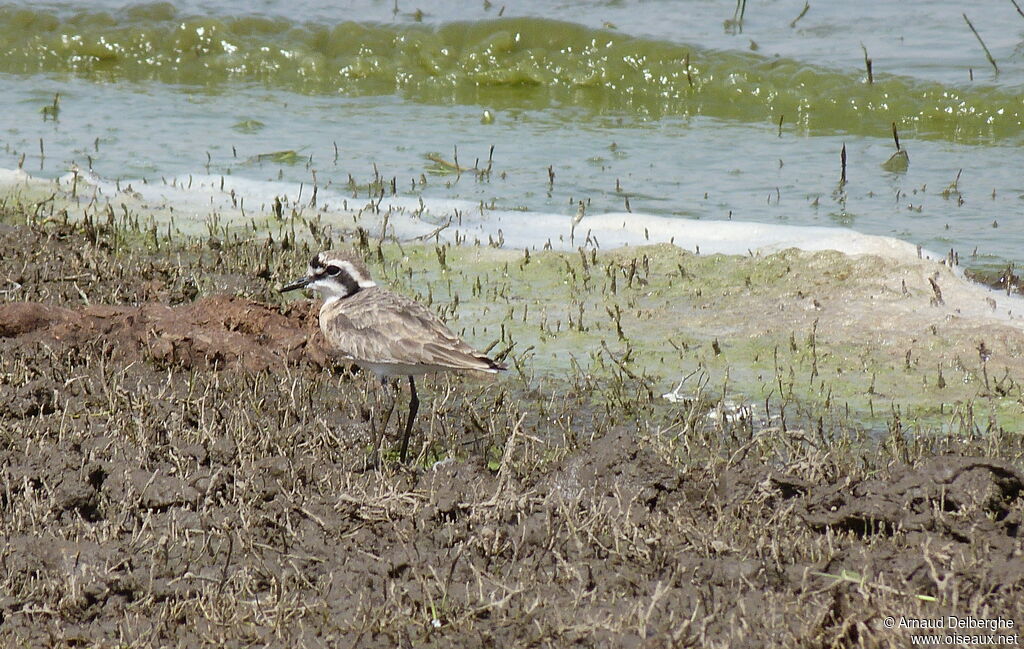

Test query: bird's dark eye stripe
[326,264,341,276]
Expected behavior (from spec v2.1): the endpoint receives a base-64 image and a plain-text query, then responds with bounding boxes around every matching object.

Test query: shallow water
[1,1,1023,270]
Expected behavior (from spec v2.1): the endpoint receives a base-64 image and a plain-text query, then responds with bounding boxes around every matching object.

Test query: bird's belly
[358,361,443,380]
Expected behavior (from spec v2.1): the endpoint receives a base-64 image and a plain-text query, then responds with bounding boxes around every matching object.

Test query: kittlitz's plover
[281,249,506,462]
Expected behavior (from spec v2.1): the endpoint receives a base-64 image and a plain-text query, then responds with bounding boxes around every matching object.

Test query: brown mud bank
[0,292,360,376]
[1,210,1023,646]
[1,348,1022,647]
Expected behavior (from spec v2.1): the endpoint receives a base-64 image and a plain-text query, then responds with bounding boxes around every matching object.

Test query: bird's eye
[325,265,341,276]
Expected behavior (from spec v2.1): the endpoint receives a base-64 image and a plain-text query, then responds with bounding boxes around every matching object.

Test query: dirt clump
[0,295,329,372]
[803,456,1023,539]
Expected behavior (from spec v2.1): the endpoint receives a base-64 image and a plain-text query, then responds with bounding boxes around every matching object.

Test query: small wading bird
[281,249,506,463]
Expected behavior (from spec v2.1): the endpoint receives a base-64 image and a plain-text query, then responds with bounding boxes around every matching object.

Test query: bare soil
[1,217,1023,647]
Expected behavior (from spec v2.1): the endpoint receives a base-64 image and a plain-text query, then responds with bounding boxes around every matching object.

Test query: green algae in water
[1,7,1022,144]
[232,119,265,133]
[247,149,304,165]
[881,149,909,173]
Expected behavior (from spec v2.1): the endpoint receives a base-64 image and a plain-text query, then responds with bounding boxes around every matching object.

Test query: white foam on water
[0,168,32,185]
[445,207,937,260]
[45,168,936,263]
[52,169,933,263]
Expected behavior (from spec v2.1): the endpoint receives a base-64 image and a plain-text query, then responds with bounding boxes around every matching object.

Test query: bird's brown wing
[320,288,502,372]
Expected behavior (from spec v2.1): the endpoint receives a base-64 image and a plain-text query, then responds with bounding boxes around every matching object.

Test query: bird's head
[280,249,376,302]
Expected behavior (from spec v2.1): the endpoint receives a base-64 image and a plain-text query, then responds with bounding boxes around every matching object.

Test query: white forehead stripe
[338,260,377,288]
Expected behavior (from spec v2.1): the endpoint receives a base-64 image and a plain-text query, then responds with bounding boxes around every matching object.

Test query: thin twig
[790,2,809,28]
[861,43,873,84]
[963,13,999,73]
[839,144,847,186]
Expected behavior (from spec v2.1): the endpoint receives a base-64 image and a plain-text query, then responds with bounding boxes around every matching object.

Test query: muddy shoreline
[1,210,1022,646]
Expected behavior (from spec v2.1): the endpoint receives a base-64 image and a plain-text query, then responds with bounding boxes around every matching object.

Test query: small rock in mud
[0,379,55,418]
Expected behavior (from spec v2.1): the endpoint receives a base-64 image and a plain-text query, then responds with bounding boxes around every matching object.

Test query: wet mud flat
[1,215,1023,647]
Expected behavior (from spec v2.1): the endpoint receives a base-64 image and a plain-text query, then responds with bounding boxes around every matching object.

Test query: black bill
[280,275,313,292]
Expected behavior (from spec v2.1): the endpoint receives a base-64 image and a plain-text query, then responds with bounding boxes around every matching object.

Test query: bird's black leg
[379,378,398,432]
[399,375,419,463]
[363,376,396,471]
